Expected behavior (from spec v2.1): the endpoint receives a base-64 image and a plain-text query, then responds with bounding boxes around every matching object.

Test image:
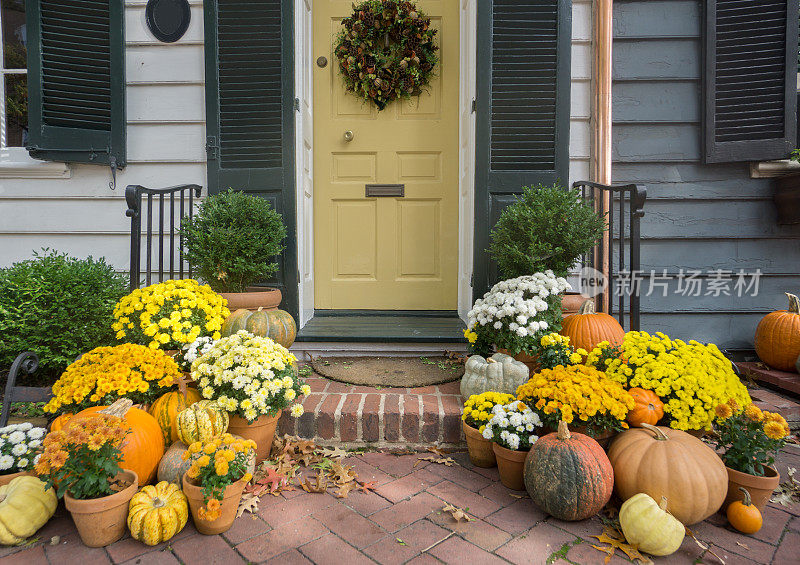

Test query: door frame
[294,0,477,328]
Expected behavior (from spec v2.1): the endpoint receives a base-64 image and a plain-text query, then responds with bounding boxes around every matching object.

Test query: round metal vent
[145,0,191,43]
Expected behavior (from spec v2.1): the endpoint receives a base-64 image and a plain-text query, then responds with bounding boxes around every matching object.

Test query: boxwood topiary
[488,184,606,279]
[0,249,128,383]
[179,189,286,293]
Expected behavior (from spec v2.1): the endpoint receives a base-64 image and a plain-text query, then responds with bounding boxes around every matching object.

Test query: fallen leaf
[302,474,328,493]
[736,541,750,550]
[591,527,653,565]
[427,446,448,456]
[357,480,378,492]
[685,528,725,565]
[319,446,348,459]
[329,461,357,484]
[442,503,473,522]
[508,493,529,499]
[416,455,455,467]
[248,465,288,496]
[396,538,407,546]
[335,481,358,498]
[49,536,60,546]
[771,467,800,507]
[237,492,260,517]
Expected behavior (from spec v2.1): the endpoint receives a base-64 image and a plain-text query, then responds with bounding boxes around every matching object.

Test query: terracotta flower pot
[182,474,246,535]
[723,465,780,512]
[64,470,138,547]
[219,287,282,311]
[0,470,35,487]
[561,293,585,315]
[492,443,528,490]
[226,411,282,464]
[463,421,496,468]
[542,425,616,450]
[497,348,540,374]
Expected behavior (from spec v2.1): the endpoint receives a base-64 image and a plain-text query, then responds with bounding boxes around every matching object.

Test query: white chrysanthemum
[26,428,45,440]
[28,439,42,449]
[16,458,28,469]
[290,404,304,417]
[0,455,13,471]
[18,423,32,432]
[506,433,520,451]
[7,431,25,444]
[11,444,27,456]
[33,454,41,466]
[482,425,493,440]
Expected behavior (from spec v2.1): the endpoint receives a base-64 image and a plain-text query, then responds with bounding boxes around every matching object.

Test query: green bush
[179,189,286,293]
[0,249,128,382]
[488,184,606,278]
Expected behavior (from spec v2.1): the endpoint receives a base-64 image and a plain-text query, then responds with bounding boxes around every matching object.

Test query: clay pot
[492,443,528,490]
[542,425,616,450]
[219,287,282,311]
[463,421,496,468]
[0,470,35,487]
[723,465,780,512]
[183,474,246,535]
[226,411,282,464]
[497,348,540,374]
[64,470,138,547]
[561,293,585,315]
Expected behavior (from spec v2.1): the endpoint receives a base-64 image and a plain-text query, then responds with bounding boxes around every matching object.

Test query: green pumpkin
[222,307,297,348]
[524,421,614,521]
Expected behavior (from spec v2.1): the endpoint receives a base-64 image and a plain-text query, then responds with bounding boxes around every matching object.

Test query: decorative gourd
[619,494,685,556]
[149,389,202,445]
[0,476,58,545]
[175,400,229,445]
[726,487,763,534]
[626,388,664,427]
[69,399,165,485]
[524,421,614,521]
[559,300,625,352]
[127,481,189,545]
[755,292,800,372]
[607,423,727,525]
[157,441,193,484]
[222,307,297,348]
[50,412,74,432]
[460,353,529,400]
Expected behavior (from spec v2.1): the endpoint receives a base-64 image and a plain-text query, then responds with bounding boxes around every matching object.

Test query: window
[0,0,26,148]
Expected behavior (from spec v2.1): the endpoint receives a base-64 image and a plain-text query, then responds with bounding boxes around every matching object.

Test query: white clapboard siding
[1,0,593,273]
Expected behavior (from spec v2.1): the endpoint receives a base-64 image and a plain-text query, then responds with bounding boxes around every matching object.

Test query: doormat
[310,356,464,388]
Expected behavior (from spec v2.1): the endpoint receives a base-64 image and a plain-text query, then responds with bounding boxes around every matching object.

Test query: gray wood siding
[612,0,800,349]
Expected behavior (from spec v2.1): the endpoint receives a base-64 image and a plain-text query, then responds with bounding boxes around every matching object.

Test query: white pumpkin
[460,353,529,400]
[619,494,685,556]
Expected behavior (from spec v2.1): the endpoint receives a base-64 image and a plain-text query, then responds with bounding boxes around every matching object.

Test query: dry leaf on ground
[771,467,800,507]
[237,492,260,517]
[591,527,653,565]
[416,455,455,467]
[442,503,473,522]
[685,528,725,565]
[319,446,348,459]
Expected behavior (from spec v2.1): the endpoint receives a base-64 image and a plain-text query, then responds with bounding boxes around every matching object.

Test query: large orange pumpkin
[607,424,727,525]
[49,413,74,432]
[67,400,165,485]
[755,292,800,372]
[626,388,664,427]
[560,300,625,352]
[222,307,297,348]
[524,421,614,521]
[149,389,202,445]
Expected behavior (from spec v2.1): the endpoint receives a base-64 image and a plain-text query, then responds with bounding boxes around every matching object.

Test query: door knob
[316,56,328,68]
[343,130,354,142]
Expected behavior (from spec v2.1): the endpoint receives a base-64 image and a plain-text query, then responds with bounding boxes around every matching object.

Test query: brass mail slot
[365,184,405,197]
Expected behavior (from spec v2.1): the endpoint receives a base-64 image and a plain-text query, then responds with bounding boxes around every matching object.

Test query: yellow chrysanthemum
[744,404,764,422]
[764,421,788,440]
[715,403,733,420]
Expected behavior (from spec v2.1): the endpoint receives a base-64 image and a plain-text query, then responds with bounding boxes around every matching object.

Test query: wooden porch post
[592,0,613,312]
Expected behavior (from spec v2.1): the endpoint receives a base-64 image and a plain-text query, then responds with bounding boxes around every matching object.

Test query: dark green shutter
[25,0,126,166]
[203,0,298,319]
[703,0,799,162]
[473,0,571,299]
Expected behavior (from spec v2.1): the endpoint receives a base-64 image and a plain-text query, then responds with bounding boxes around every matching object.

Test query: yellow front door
[313,0,459,310]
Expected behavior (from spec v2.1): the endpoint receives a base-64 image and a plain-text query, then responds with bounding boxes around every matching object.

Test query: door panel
[313,0,459,310]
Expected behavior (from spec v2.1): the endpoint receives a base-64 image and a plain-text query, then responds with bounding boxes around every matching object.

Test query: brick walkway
[3,445,799,565]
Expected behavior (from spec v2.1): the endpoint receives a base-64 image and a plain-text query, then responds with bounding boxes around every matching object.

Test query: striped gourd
[175,400,229,444]
[222,307,297,348]
[149,389,202,445]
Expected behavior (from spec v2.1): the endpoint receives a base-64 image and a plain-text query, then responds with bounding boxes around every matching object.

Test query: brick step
[279,375,464,447]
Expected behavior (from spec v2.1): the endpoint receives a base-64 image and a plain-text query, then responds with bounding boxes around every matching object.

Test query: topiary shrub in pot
[0,249,128,384]
[488,184,606,314]
[179,189,287,310]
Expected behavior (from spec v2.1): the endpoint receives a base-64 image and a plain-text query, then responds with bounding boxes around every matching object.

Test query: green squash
[222,307,297,348]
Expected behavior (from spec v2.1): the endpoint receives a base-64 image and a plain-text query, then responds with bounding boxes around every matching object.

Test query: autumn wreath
[334,0,438,110]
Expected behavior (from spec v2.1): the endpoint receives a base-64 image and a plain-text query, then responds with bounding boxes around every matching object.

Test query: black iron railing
[125,184,202,290]
[1,352,51,427]
[572,181,647,331]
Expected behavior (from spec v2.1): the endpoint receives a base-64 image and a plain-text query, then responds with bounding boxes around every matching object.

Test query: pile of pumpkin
[0,392,241,548]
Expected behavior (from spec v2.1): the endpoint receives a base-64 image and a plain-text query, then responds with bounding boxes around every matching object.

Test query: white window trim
[0,5,70,178]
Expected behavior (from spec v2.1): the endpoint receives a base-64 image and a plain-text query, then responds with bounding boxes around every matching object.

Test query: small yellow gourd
[127,481,189,545]
[0,476,58,545]
[175,400,229,444]
[619,493,685,556]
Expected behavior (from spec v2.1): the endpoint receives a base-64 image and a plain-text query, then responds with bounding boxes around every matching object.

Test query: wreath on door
[334,0,438,111]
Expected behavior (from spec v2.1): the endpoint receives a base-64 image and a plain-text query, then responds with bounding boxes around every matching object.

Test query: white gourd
[460,353,529,400]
